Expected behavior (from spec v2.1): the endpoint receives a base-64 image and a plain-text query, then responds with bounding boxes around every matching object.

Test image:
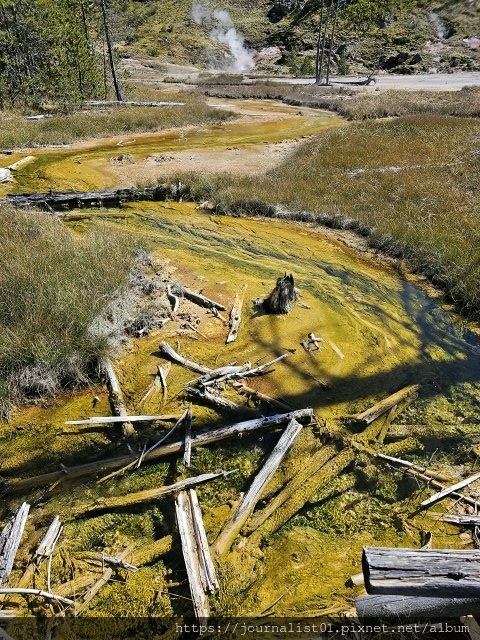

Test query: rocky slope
[117,0,480,75]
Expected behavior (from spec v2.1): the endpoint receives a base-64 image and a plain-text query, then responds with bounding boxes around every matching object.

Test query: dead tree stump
[263,273,296,314]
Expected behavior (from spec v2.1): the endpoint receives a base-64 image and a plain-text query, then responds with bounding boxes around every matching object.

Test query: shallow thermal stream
[2,100,480,621]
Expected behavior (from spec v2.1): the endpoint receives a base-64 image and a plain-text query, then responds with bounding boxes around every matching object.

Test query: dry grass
[172,114,480,318]
[202,83,480,119]
[0,91,232,149]
[0,206,138,417]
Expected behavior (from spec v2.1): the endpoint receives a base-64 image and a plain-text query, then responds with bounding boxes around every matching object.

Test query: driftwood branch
[173,285,226,311]
[213,418,303,555]
[185,386,241,411]
[226,284,247,343]
[36,516,62,558]
[189,489,218,593]
[183,406,193,467]
[362,546,480,597]
[75,551,138,573]
[440,515,480,526]
[420,472,480,509]
[159,341,210,374]
[65,414,176,425]
[355,385,420,425]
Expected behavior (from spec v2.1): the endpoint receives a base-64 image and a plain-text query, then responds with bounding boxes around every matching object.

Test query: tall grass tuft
[0,206,137,417]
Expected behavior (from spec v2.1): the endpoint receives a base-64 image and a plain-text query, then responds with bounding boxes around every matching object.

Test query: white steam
[429,12,446,40]
[192,1,255,72]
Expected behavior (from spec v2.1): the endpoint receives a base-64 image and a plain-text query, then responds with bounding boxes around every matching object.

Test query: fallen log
[74,551,138,573]
[167,284,180,314]
[244,444,337,534]
[213,417,303,555]
[376,452,455,484]
[420,472,480,509]
[362,546,480,597]
[189,489,218,593]
[75,470,236,517]
[226,284,247,344]
[175,492,210,618]
[139,364,171,407]
[249,448,355,540]
[355,385,420,426]
[263,274,297,314]
[356,594,480,620]
[7,409,314,493]
[0,503,30,586]
[102,360,135,437]
[230,381,291,411]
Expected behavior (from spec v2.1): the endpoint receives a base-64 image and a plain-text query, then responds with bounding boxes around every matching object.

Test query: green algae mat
[1,99,480,625]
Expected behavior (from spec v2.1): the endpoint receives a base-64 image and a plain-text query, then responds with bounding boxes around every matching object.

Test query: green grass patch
[172,114,480,318]
[0,206,137,417]
[0,91,232,148]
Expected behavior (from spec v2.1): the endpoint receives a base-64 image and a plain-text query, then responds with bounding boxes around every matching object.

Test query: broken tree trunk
[0,502,30,586]
[213,417,303,555]
[175,491,210,618]
[263,273,297,314]
[75,470,236,517]
[102,360,135,437]
[167,284,180,314]
[356,594,480,620]
[139,363,171,407]
[7,409,313,493]
[363,546,480,597]
[226,284,247,344]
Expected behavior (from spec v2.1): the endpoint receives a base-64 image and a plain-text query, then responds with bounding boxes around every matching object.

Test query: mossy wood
[213,417,303,555]
[102,360,135,437]
[226,283,247,344]
[354,385,420,426]
[363,547,480,597]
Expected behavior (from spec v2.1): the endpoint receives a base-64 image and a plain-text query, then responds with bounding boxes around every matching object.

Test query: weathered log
[380,437,423,458]
[244,444,337,535]
[130,535,172,567]
[420,472,480,509]
[183,406,193,468]
[102,360,135,437]
[0,503,30,586]
[175,491,210,618]
[139,363,171,407]
[185,386,241,411]
[213,417,303,555]
[7,409,314,493]
[0,588,73,607]
[230,381,291,411]
[440,515,480,527]
[363,546,480,597]
[173,285,226,312]
[197,365,249,386]
[189,489,218,593]
[226,284,247,343]
[355,385,420,426]
[249,448,355,540]
[86,100,185,107]
[201,355,289,387]
[263,273,297,314]
[356,593,480,620]
[74,470,235,517]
